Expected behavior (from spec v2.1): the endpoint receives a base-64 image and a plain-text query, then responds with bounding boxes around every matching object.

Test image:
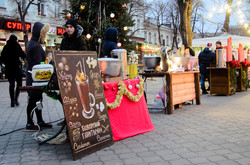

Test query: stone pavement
[1,78,250,165]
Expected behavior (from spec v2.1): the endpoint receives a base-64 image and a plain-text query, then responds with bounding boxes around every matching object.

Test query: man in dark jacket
[1,35,26,107]
[198,43,216,94]
[60,18,86,50]
[26,22,52,131]
[102,27,119,57]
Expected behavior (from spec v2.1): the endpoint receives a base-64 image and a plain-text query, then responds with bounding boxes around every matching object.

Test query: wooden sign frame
[52,50,113,160]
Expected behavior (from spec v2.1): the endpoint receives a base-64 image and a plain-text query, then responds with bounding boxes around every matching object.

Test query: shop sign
[0,19,31,32]
[57,27,65,35]
[52,50,114,160]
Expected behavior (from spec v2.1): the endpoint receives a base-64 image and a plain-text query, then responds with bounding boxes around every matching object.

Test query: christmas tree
[64,0,136,56]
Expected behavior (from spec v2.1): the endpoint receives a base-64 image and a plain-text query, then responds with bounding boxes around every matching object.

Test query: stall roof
[191,33,250,48]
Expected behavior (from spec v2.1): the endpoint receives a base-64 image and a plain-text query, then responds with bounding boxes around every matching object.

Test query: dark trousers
[8,77,22,104]
[27,90,44,125]
[200,74,210,91]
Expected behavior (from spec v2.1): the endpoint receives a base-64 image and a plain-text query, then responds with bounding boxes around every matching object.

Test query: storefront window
[55,4,60,18]
[149,32,151,43]
[137,19,140,30]
[154,33,157,45]
[160,34,163,45]
[166,35,169,46]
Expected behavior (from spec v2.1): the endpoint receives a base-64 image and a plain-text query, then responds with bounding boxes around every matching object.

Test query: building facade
[0,0,69,51]
[128,0,182,60]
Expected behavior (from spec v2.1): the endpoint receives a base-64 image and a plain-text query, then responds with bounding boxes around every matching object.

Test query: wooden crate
[209,66,237,96]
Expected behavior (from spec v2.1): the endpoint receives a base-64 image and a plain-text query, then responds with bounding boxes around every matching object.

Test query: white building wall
[0,0,69,47]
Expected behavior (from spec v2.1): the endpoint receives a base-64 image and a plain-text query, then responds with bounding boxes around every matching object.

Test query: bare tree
[222,0,233,32]
[165,1,180,49]
[147,0,168,47]
[177,0,193,47]
[11,0,39,48]
[191,0,203,32]
[127,0,151,37]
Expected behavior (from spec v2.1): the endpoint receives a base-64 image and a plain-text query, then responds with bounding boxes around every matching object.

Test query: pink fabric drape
[103,78,155,141]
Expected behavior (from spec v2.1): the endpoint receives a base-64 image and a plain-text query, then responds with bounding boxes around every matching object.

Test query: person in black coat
[198,43,216,94]
[60,18,86,50]
[102,27,119,57]
[25,22,52,131]
[1,35,26,107]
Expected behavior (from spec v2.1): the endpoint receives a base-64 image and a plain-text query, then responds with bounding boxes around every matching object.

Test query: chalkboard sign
[53,50,114,160]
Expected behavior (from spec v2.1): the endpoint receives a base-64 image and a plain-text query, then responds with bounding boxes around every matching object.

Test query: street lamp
[86,34,91,39]
[110,13,115,18]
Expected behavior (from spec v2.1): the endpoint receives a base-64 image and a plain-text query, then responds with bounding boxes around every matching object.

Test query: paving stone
[100,154,120,161]
[123,157,144,165]
[40,160,60,165]
[1,79,250,164]
[103,160,124,165]
[169,158,192,165]
[142,155,163,163]
[207,155,227,162]
[188,157,209,164]
[119,153,137,159]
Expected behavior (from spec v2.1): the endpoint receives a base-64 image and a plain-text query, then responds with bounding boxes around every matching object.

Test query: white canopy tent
[191,33,250,48]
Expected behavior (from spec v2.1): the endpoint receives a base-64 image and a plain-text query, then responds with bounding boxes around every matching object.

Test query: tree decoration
[106,79,144,109]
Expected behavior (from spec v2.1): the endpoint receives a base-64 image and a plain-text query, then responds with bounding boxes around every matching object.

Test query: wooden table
[140,71,201,114]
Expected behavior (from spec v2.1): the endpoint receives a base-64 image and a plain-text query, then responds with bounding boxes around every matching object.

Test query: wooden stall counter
[140,71,201,114]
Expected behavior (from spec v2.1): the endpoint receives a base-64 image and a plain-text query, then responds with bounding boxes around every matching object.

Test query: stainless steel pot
[143,56,161,69]
[169,56,190,68]
[98,58,122,77]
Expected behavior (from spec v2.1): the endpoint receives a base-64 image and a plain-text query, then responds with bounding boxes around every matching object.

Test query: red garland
[241,59,250,67]
[228,60,241,67]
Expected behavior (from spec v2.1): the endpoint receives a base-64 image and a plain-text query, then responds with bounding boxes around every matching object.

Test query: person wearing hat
[102,27,119,57]
[215,41,223,50]
[198,43,216,94]
[60,18,86,50]
[1,34,26,107]
[26,22,52,131]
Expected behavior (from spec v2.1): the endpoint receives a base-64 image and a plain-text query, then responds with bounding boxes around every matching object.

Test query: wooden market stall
[140,71,200,114]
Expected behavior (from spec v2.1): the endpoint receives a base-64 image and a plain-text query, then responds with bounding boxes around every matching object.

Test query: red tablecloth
[104,78,155,141]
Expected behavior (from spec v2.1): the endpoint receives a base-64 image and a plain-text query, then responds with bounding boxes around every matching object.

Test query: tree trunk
[223,0,233,32]
[157,25,161,47]
[177,0,193,48]
[186,2,193,47]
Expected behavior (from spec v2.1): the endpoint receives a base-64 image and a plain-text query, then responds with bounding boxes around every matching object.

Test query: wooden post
[194,72,201,105]
[165,73,173,114]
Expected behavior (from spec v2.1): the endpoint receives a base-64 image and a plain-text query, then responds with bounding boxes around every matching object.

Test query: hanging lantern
[117,42,122,47]
[67,13,71,19]
[124,26,128,31]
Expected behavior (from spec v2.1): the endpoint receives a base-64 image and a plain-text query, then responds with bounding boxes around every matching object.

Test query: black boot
[9,86,15,107]
[14,87,20,106]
